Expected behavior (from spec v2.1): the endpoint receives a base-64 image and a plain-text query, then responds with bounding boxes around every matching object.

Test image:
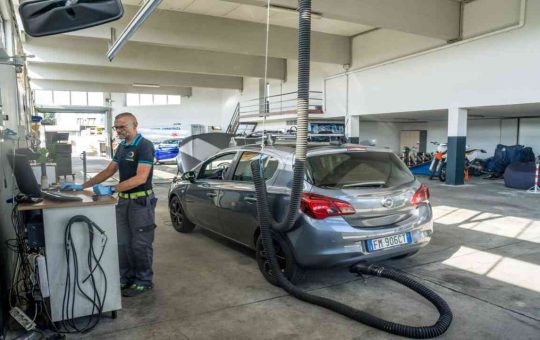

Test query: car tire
[256,234,304,286]
[169,195,196,233]
[390,250,419,260]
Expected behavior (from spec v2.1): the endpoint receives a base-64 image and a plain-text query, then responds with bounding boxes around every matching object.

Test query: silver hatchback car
[168,143,433,283]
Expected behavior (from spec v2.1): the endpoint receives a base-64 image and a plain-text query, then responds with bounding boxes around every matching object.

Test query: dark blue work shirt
[113,133,154,193]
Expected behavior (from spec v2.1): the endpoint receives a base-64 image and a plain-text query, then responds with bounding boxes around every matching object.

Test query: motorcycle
[429,142,447,180]
[430,143,487,182]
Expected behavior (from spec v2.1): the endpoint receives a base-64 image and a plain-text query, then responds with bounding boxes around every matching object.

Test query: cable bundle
[7,205,35,310]
[6,206,48,338]
[60,215,108,334]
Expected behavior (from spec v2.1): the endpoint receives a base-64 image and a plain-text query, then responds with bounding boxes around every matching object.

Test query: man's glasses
[112,123,133,131]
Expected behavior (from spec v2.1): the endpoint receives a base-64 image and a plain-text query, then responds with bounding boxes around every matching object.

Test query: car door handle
[206,192,217,198]
[244,196,257,203]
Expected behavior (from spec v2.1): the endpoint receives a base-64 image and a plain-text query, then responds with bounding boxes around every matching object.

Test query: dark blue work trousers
[116,194,157,287]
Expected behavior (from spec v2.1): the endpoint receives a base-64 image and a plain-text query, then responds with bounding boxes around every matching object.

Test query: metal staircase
[226,102,241,134]
[226,91,324,135]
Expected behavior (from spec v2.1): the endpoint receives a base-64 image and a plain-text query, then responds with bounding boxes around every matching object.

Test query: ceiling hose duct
[250,0,453,338]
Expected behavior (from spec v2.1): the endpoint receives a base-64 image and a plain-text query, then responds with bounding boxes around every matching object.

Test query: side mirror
[19,0,124,37]
[182,171,196,183]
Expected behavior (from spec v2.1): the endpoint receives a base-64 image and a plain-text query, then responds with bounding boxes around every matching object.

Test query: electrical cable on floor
[250,0,453,338]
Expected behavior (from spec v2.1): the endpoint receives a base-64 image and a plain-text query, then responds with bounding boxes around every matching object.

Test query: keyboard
[41,191,83,202]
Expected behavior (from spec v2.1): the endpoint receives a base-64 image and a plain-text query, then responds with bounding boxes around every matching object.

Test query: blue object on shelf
[31,115,43,123]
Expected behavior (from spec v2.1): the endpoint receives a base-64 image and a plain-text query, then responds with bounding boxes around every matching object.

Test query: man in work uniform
[65,112,157,297]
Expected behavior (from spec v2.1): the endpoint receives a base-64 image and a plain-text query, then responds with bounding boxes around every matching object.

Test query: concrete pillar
[346,115,360,144]
[104,92,113,159]
[447,108,468,185]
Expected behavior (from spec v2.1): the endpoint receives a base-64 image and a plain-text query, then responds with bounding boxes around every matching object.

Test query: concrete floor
[69,159,540,339]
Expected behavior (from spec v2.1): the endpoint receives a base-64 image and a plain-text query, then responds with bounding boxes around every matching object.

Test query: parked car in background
[155,138,184,163]
[168,143,434,284]
[158,138,184,149]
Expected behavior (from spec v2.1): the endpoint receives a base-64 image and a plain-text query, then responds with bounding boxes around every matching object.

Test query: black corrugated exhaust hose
[251,161,453,339]
[250,1,452,337]
[270,0,311,232]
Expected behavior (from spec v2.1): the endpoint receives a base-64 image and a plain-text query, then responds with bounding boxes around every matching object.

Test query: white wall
[500,119,519,145]
[362,116,540,158]
[351,30,443,70]
[320,0,540,157]
[344,0,533,115]
[359,121,400,151]
[111,87,241,137]
[409,118,538,156]
[464,0,522,38]
[518,117,540,153]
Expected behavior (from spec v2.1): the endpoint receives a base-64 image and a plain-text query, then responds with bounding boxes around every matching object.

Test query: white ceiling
[122,0,374,36]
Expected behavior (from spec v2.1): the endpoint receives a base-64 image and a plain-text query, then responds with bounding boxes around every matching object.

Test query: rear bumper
[287,204,433,268]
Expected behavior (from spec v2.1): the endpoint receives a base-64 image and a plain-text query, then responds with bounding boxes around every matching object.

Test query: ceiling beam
[28,62,243,90]
[63,5,350,65]
[223,0,460,40]
[25,35,287,80]
[30,79,193,96]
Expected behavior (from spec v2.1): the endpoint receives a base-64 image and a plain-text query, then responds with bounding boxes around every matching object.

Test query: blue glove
[93,184,115,196]
[60,182,83,191]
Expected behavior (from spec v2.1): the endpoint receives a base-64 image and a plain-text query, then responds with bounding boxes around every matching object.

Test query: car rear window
[306,151,414,188]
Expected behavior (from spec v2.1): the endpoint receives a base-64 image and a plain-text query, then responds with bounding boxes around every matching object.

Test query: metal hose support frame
[250,0,453,338]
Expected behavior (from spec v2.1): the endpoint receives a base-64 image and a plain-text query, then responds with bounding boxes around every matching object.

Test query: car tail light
[300,193,356,219]
[411,184,430,206]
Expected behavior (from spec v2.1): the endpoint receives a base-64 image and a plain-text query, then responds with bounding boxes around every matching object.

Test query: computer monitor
[7,153,42,198]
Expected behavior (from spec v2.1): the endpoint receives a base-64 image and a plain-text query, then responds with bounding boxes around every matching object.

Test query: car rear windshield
[306,151,414,189]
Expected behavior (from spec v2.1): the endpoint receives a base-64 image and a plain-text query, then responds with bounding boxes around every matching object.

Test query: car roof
[220,143,393,156]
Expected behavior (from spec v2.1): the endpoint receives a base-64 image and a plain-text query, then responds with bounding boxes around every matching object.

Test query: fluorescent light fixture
[107,0,163,61]
[132,83,160,88]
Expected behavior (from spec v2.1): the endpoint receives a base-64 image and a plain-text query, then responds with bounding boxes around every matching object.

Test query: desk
[18,191,122,322]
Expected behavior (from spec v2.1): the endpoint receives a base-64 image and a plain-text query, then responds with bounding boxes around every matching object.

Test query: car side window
[232,152,279,182]
[198,153,236,180]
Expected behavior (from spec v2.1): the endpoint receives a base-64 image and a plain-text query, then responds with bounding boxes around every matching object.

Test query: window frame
[230,151,280,183]
[197,152,238,181]
[305,151,415,189]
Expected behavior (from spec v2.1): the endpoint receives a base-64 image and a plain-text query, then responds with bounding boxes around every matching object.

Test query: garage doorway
[400,130,427,153]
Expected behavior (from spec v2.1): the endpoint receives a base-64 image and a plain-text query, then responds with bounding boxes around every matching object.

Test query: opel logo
[381,196,394,208]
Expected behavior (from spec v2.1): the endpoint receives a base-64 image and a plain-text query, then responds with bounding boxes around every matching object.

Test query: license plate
[366,232,412,252]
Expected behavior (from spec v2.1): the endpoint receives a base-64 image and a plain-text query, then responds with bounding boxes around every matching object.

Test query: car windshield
[306,151,414,189]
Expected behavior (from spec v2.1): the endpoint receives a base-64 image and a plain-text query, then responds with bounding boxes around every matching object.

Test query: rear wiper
[342,181,386,188]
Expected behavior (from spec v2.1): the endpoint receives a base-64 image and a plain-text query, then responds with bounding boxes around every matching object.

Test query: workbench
[18,190,122,322]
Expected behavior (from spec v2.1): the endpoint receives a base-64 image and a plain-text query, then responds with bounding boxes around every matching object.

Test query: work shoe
[120,282,133,290]
[122,284,153,297]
